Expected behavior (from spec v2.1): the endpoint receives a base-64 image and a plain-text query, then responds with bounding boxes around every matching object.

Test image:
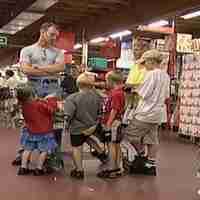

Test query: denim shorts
[20,128,58,154]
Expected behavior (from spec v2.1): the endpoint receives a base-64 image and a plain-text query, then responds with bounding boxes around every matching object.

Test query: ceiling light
[16,12,44,21]
[0,0,57,35]
[3,24,24,31]
[28,0,58,12]
[110,30,132,39]
[0,29,15,35]
[74,43,82,49]
[9,21,30,27]
[90,37,106,43]
[181,10,200,19]
[0,12,44,35]
[147,20,169,27]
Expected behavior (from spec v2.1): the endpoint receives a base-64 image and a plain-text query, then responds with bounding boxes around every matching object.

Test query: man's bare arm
[21,63,65,76]
[38,63,65,73]
[21,63,50,76]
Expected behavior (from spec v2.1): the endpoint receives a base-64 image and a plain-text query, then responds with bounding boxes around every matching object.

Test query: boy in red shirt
[97,70,125,178]
[16,85,59,176]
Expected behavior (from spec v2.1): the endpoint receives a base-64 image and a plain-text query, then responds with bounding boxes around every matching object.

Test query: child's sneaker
[17,167,30,175]
[130,155,147,174]
[12,157,22,166]
[130,157,157,176]
[70,169,84,180]
[97,168,122,179]
[33,168,45,176]
[142,165,157,176]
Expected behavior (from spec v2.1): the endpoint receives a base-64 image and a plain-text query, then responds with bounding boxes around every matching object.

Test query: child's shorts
[111,120,124,143]
[20,128,58,154]
[70,134,90,147]
[124,118,159,145]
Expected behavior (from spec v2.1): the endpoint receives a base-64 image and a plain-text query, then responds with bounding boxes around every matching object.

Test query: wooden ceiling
[0,0,36,28]
[176,16,200,37]
[0,0,200,59]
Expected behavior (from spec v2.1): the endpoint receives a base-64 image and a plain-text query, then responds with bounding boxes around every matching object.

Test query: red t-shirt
[102,86,125,124]
[21,97,57,134]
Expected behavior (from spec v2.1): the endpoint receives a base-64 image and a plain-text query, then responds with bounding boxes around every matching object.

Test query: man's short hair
[40,22,58,32]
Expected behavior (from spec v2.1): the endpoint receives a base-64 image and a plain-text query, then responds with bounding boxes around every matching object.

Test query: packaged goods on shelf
[179,54,200,137]
[177,33,193,53]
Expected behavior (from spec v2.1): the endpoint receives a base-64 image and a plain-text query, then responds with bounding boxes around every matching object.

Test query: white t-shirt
[20,43,64,67]
[19,43,64,97]
[135,69,170,124]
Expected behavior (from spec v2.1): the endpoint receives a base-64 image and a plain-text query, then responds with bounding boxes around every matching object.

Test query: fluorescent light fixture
[0,11,44,35]
[17,12,44,21]
[147,20,169,27]
[3,24,24,31]
[181,10,200,19]
[28,0,58,12]
[110,30,132,39]
[90,37,106,43]
[74,43,82,49]
[0,0,58,35]
[9,20,34,27]
[0,29,16,35]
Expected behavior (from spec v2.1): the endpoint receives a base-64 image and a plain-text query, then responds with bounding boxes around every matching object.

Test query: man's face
[42,26,59,46]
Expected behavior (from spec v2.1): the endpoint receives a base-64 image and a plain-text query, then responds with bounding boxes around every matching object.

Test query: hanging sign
[0,36,7,46]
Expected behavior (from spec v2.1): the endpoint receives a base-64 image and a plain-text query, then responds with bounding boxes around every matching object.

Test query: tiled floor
[0,128,199,200]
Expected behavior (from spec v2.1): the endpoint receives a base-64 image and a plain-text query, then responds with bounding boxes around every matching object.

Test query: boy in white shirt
[124,50,170,176]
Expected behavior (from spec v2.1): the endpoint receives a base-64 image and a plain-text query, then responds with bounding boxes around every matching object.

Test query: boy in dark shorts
[64,72,107,179]
[123,50,170,176]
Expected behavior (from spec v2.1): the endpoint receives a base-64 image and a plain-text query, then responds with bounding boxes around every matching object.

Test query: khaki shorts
[111,120,122,143]
[124,118,159,145]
